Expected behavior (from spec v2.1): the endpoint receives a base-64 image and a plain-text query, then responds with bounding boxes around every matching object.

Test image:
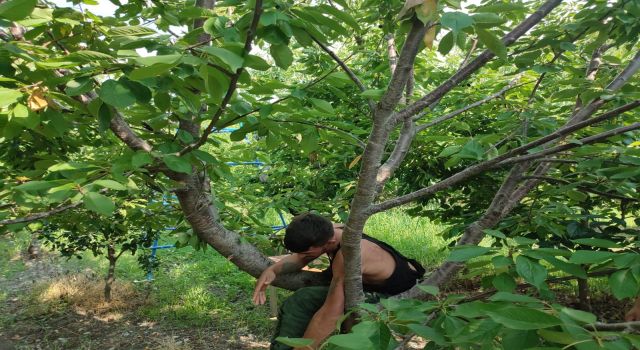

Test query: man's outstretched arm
[298,252,346,349]
[253,254,312,305]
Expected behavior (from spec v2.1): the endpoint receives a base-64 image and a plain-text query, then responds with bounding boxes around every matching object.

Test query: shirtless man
[252,213,424,349]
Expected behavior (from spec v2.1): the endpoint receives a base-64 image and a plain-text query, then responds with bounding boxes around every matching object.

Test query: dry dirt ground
[0,253,270,350]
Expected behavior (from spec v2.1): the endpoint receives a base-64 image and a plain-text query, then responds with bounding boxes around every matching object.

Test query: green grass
[0,232,29,279]
[364,209,448,267]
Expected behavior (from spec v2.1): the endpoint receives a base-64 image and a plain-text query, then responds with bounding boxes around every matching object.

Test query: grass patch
[365,209,448,266]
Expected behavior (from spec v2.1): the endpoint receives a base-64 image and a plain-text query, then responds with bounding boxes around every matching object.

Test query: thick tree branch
[391,0,564,124]
[179,0,263,155]
[309,33,376,114]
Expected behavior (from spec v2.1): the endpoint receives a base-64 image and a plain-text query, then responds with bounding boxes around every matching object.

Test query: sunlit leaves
[476,28,507,58]
[200,47,244,72]
[441,12,474,32]
[83,192,116,216]
[0,88,22,107]
[0,0,37,21]
[270,44,293,69]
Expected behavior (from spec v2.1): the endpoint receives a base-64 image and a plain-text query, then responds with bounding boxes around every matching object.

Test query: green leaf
[418,285,439,296]
[543,256,587,279]
[270,44,293,69]
[109,26,156,37]
[316,4,360,31]
[201,47,244,72]
[131,152,153,168]
[129,56,182,80]
[245,55,271,71]
[489,292,542,304]
[300,130,319,154]
[476,28,506,58]
[360,89,385,99]
[441,12,474,32]
[438,31,455,55]
[93,180,127,191]
[407,324,447,346]
[0,0,37,21]
[275,337,313,348]
[566,190,587,202]
[458,140,485,160]
[487,307,561,330]
[99,79,137,109]
[15,181,59,192]
[98,103,112,132]
[537,329,576,345]
[327,333,373,349]
[471,13,506,27]
[133,54,183,66]
[569,250,616,264]
[484,229,506,239]
[492,273,516,292]
[446,245,491,262]
[12,103,40,129]
[65,79,94,97]
[515,256,547,289]
[163,155,192,174]
[572,238,621,249]
[310,98,334,114]
[560,307,597,324]
[609,269,639,299]
[0,87,23,107]
[83,192,116,216]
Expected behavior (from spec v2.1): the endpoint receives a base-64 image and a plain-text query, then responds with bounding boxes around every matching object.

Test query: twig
[587,321,640,331]
[270,118,366,149]
[523,175,639,202]
[0,202,82,226]
[309,32,376,114]
[179,0,263,156]
[502,122,640,166]
[415,78,529,132]
[217,61,348,130]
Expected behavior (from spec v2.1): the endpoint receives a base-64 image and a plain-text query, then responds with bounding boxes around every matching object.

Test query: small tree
[43,199,171,301]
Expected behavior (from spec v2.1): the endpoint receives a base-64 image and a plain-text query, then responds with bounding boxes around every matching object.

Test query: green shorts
[271,286,385,350]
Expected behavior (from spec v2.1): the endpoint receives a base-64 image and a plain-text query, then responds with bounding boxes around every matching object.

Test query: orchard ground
[0,210,634,349]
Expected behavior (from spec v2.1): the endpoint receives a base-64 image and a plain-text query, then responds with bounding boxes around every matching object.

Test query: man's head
[284,213,335,255]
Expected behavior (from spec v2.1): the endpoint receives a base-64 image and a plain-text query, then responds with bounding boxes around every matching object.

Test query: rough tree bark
[104,244,117,302]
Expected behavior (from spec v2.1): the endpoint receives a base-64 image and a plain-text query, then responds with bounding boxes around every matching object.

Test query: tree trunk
[577,278,591,311]
[105,245,117,302]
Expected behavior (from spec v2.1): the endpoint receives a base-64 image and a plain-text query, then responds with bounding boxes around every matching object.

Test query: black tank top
[323,234,426,295]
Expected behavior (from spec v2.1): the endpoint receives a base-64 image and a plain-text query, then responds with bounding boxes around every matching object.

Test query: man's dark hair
[284,213,333,253]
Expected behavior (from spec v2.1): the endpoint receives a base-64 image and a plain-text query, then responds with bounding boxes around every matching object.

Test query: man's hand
[626,297,640,321]
[253,268,276,305]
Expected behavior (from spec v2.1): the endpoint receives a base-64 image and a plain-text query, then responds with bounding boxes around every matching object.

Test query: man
[252,213,425,349]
